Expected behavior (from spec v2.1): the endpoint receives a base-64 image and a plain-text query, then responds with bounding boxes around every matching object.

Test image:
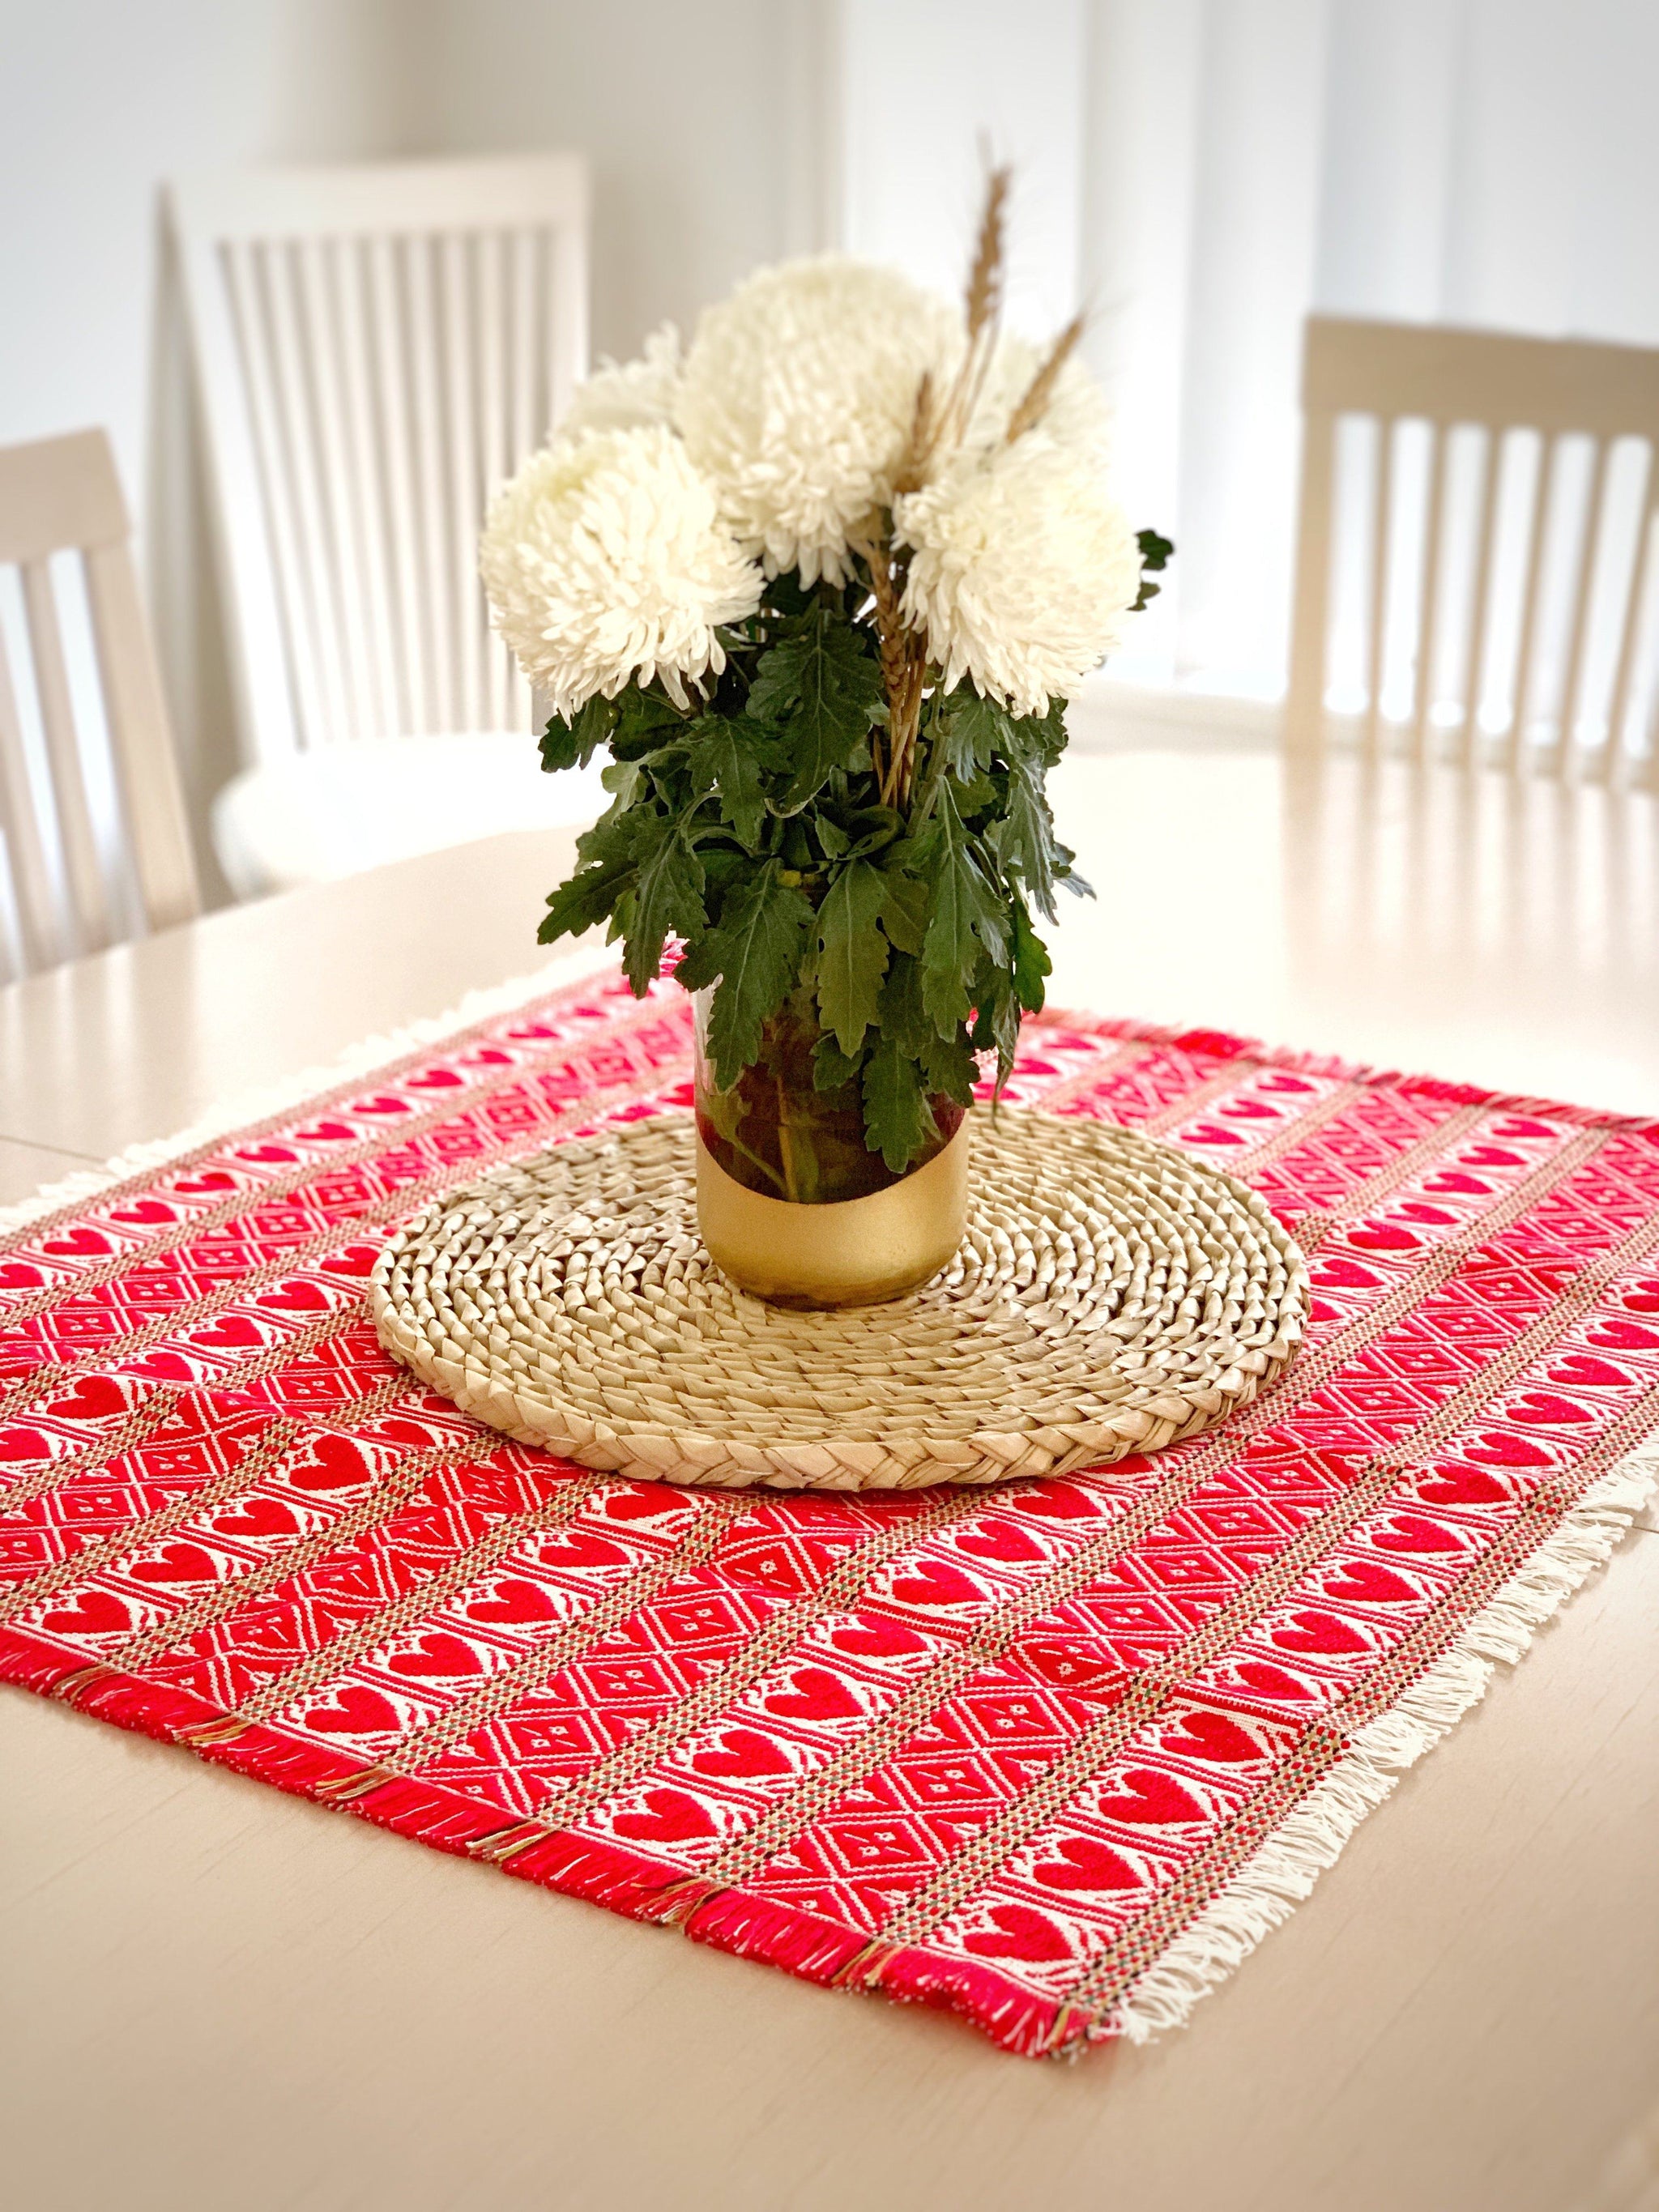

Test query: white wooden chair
[0,429,199,979]
[165,155,603,897]
[1288,317,1659,781]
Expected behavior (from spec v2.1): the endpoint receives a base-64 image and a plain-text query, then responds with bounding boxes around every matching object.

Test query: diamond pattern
[2,977,1657,2057]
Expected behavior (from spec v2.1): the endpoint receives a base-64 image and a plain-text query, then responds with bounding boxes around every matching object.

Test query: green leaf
[812,1033,862,1094]
[675,861,813,1087]
[878,870,931,957]
[911,782,1009,1038]
[875,950,930,1053]
[687,718,768,849]
[1010,894,1052,1013]
[747,609,884,814]
[539,693,616,774]
[624,821,706,995]
[992,752,1064,921]
[611,686,687,761]
[936,688,1012,780]
[815,859,889,1058]
[1132,527,1174,613]
[862,1036,931,1174]
[919,1028,979,1107]
[537,859,631,945]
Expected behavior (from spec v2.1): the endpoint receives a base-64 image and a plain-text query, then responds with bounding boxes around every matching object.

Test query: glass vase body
[691,984,969,1306]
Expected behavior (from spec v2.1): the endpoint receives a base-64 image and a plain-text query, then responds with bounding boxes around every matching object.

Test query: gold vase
[691,985,970,1307]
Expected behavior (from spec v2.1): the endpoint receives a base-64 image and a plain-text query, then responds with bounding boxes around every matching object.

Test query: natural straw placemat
[369,1107,1310,1490]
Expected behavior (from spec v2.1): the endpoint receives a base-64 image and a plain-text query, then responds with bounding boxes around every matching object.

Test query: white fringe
[1107,1448,1659,2045]
[0,941,621,1240]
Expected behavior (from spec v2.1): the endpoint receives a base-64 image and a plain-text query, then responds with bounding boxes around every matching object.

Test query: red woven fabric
[3,970,1657,2056]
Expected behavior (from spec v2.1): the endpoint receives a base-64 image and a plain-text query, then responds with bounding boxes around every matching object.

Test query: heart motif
[41,1587,133,1637]
[0,1426,50,1463]
[599,1485,684,1523]
[258,1281,331,1315]
[305,1684,402,1736]
[1350,1223,1422,1253]
[0,1263,44,1290]
[1030,1836,1140,1892]
[762,1666,861,1724]
[1273,1608,1369,1656]
[235,1145,299,1165]
[1374,1512,1468,1554]
[1589,1320,1659,1352]
[1466,1430,1553,1470]
[1461,1145,1523,1169]
[289,1435,375,1493]
[1231,1658,1323,1703]
[41,1374,132,1425]
[465,1577,557,1627]
[962,1903,1076,1963]
[1094,1767,1204,1827]
[172,1171,236,1196]
[1414,1464,1508,1507]
[1016,1481,1111,1521]
[407,1069,463,1089]
[957,1519,1045,1566]
[294,1121,356,1144]
[827,1616,924,1660]
[1546,1354,1629,1390]
[1316,1259,1382,1291]
[109,1200,177,1226]
[129,1542,218,1586]
[1504,1390,1593,1427]
[1187,1123,1246,1147]
[1320,1558,1418,1605]
[42,1228,112,1258]
[1158,1709,1262,1765]
[689,1728,792,1780]
[612,1788,717,1848]
[386,1632,486,1679]
[1422,1172,1491,1196]
[888,1559,983,1612]
[189,1315,266,1353]
[534,1528,629,1571]
[326,1246,380,1281]
[210,1497,298,1541]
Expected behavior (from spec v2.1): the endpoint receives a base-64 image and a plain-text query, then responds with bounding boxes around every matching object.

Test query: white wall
[0,0,421,511]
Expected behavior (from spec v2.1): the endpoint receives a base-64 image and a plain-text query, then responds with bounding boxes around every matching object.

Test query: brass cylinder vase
[691,986,970,1307]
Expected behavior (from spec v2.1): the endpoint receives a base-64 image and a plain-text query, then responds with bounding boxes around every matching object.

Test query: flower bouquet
[480,173,1168,1303]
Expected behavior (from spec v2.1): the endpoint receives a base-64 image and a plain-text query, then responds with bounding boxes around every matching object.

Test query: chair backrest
[168,155,589,769]
[1288,316,1659,781]
[0,428,200,979]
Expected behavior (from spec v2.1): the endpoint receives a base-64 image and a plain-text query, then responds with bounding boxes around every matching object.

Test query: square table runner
[2,963,1656,2059]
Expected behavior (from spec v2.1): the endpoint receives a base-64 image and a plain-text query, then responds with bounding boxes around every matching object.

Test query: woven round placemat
[369,1108,1308,1490]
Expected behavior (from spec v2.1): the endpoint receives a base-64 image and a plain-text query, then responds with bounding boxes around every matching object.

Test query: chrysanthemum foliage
[481,169,1172,1174]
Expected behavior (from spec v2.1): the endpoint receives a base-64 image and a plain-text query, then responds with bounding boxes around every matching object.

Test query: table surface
[3,739,1657,2212]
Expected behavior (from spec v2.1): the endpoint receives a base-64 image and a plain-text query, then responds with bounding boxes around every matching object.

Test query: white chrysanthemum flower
[966,333,1114,463]
[555,323,683,441]
[676,255,956,586]
[896,433,1142,715]
[480,426,762,718]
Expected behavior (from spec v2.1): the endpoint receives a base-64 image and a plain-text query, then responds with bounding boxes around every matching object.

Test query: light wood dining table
[2,729,1657,2212]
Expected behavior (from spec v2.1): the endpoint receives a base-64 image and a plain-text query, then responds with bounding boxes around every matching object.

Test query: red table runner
[3,965,1656,2057]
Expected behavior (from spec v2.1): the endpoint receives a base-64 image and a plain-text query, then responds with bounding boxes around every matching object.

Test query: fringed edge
[1,1449,1652,2061]
[1093,1447,1659,2052]
[0,940,621,1240]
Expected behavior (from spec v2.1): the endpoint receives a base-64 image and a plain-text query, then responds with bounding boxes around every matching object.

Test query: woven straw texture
[368,1109,1310,1490]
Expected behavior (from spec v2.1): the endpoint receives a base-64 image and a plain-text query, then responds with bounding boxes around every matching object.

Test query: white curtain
[836,0,1659,699]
